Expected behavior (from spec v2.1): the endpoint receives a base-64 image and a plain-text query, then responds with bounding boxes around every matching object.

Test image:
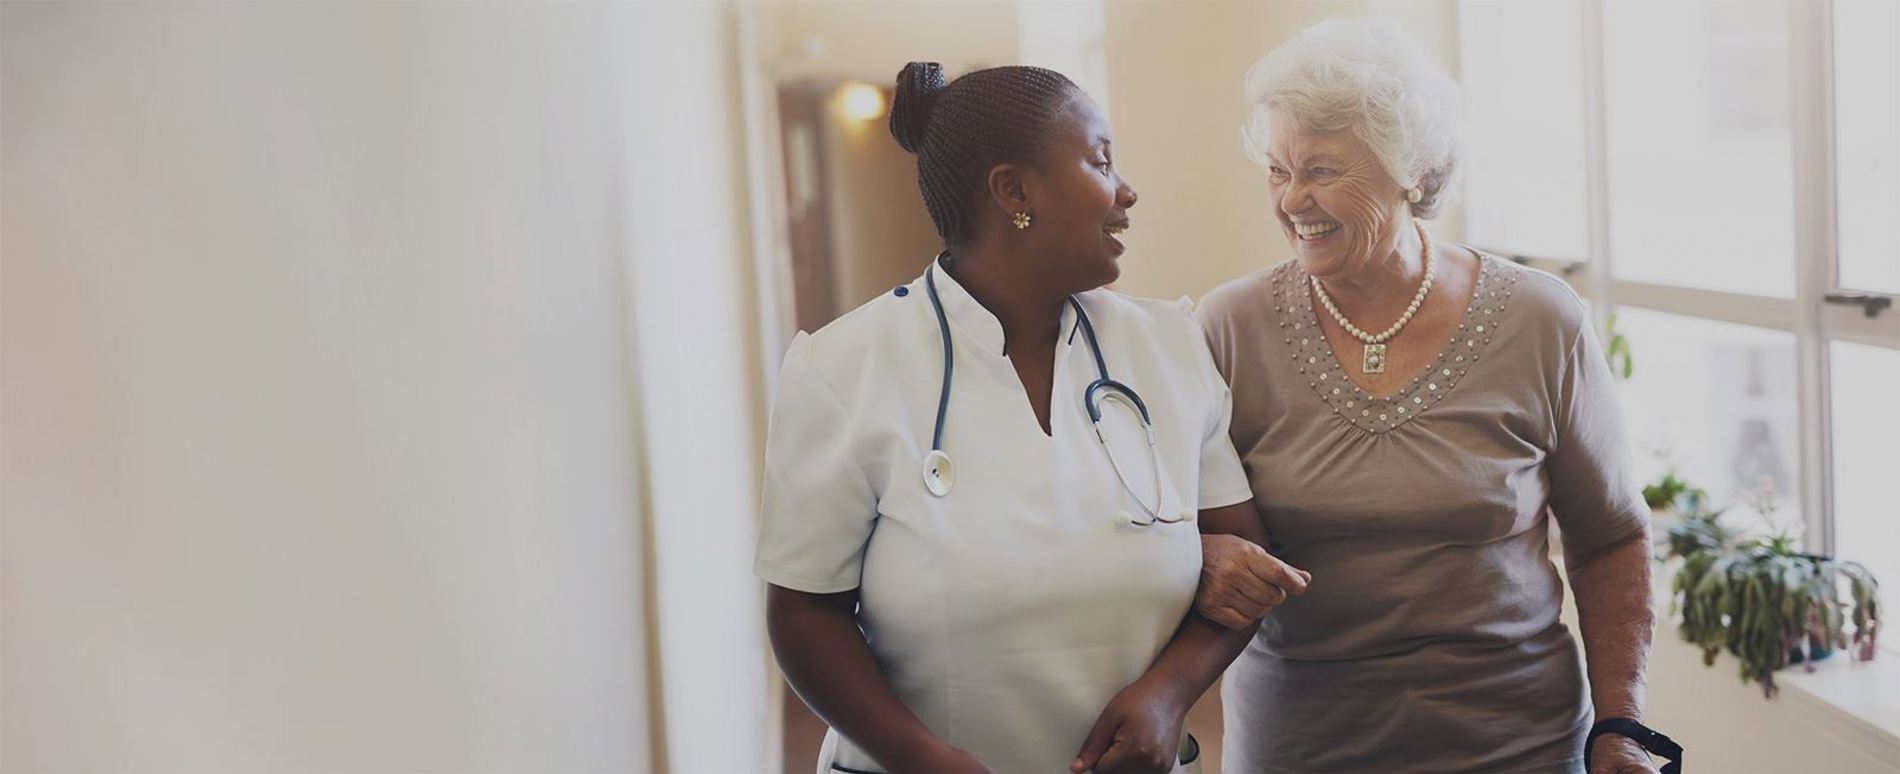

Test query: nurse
[757,62,1310,774]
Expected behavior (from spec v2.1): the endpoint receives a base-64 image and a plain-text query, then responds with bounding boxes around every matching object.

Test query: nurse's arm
[766,584,992,774]
[1072,501,1308,774]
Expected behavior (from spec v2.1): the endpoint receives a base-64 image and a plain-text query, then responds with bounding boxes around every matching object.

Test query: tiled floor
[781,680,1227,773]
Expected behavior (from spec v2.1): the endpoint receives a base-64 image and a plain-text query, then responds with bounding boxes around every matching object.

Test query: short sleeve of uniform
[1547,314,1650,555]
[753,333,878,593]
[1181,297,1253,509]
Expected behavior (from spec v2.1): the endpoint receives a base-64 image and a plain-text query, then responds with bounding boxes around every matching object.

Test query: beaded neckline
[1271,253,1522,435]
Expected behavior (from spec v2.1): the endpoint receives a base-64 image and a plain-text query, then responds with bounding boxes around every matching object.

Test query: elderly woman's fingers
[1196,536,1312,625]
[1200,536,1277,603]
[1196,575,1271,624]
[1246,552,1311,596]
[1206,606,1241,629]
[1223,566,1277,607]
[1247,584,1283,611]
[1210,603,1265,630]
[1223,604,1269,631]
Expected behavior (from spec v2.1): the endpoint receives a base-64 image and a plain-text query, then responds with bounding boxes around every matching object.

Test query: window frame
[1459,0,1900,555]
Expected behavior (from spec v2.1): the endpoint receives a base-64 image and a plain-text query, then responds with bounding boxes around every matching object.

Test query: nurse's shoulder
[782,276,933,406]
[1075,286,1220,371]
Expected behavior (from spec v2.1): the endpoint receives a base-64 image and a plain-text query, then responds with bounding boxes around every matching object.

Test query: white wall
[1018,0,1111,108]
[626,4,773,773]
[820,86,943,314]
[757,0,1020,82]
[1101,1,1333,301]
[2,3,765,772]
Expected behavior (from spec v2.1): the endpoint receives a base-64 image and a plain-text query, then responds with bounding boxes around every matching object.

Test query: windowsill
[1640,569,1900,762]
[1553,531,1899,763]
[1649,623,1900,756]
[1771,644,1900,755]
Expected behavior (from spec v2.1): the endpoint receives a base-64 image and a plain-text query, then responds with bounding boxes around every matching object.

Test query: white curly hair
[1240,18,1464,219]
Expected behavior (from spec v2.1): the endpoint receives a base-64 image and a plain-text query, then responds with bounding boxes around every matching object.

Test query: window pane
[1829,341,1898,631]
[1616,309,1802,530]
[1458,0,1590,262]
[1834,0,1900,294]
[1603,1,1795,298]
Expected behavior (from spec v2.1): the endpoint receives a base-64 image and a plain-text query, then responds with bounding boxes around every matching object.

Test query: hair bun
[889,62,946,153]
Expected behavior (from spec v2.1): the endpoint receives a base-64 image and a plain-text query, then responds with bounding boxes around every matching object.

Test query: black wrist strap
[1586,717,1683,774]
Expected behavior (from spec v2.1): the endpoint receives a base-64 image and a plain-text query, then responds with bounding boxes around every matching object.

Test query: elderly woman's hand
[1589,736,1660,774]
[1196,534,1311,629]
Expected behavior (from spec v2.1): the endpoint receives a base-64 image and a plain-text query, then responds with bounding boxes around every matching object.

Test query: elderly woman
[1192,20,1660,774]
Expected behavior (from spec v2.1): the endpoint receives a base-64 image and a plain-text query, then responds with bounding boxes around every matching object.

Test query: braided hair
[889,62,1079,248]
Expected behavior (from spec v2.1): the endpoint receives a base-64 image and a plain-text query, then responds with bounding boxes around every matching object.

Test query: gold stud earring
[1012,212,1032,230]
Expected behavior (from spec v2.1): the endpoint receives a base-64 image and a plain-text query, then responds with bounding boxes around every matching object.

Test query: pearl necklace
[1310,221,1435,374]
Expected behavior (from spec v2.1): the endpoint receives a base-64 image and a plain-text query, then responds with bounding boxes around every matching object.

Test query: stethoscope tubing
[924,266,955,454]
[921,261,1180,524]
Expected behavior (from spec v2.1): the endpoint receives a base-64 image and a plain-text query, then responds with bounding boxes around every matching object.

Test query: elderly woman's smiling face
[1263,113,1411,280]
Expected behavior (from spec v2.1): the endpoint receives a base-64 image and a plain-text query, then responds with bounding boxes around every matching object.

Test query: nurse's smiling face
[1010,93,1138,294]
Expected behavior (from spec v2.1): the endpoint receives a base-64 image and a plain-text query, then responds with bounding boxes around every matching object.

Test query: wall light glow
[839,83,885,122]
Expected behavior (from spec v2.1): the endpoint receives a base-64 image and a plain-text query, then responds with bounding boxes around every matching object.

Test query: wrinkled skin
[1261,113,1413,291]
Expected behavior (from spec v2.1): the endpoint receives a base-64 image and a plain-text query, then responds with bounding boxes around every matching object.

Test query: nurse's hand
[1070,675,1189,774]
[1195,534,1310,629]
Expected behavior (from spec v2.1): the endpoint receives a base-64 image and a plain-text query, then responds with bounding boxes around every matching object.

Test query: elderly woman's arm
[1564,528,1658,774]
[1536,289,1660,773]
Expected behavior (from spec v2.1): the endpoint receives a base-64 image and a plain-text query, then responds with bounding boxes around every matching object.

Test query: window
[1459,0,1900,596]
[1459,0,1589,262]
[1832,0,1900,295]
[1601,0,1796,298]
[1829,341,1898,622]
[1617,310,1802,530]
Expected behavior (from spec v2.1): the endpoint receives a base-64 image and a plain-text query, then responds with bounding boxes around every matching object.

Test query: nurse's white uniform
[756,259,1252,774]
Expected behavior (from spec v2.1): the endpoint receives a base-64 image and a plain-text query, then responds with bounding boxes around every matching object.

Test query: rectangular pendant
[1362,343,1387,374]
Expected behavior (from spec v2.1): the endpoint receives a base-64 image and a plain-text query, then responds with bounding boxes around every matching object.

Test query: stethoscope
[920,260,1187,526]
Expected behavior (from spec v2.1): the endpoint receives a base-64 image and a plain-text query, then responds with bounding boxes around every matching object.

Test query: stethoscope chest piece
[923,449,955,497]
[917,259,1168,516]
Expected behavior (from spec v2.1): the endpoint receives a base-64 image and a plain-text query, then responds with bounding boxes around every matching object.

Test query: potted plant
[1604,311,1634,380]
[1618,317,1881,697]
[1662,496,1882,697]
[1643,471,1706,515]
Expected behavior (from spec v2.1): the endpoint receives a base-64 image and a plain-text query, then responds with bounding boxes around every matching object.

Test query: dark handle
[1825,292,1893,319]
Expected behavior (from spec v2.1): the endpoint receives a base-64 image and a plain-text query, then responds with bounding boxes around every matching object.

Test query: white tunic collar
[924,253,1079,359]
